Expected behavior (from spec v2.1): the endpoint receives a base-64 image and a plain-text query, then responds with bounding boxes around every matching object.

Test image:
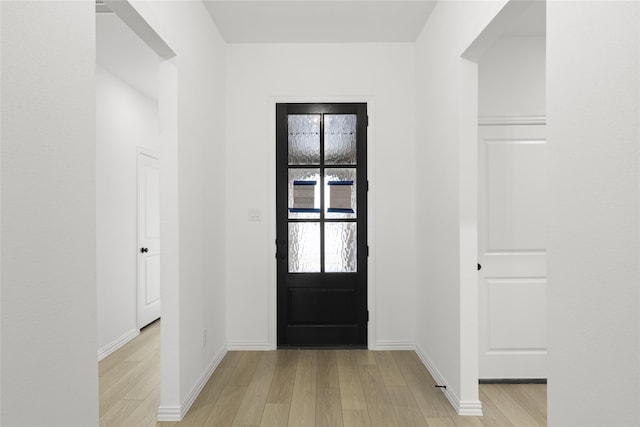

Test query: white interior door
[138,151,161,329]
[478,124,547,379]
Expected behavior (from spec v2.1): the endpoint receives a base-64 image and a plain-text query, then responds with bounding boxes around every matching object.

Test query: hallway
[99,324,546,426]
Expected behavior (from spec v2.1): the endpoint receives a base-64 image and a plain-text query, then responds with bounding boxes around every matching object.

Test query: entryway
[138,150,161,329]
[276,103,368,347]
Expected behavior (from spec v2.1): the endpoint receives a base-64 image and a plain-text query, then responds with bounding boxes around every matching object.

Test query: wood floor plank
[122,359,160,400]
[478,387,514,427]
[513,384,547,424]
[392,351,451,419]
[521,383,547,408]
[101,357,159,416]
[479,384,542,427]
[203,385,247,427]
[99,345,140,378]
[432,389,464,419]
[358,364,400,427]
[387,385,429,427]
[316,387,344,427]
[100,360,140,395]
[336,350,367,410]
[191,367,235,411]
[124,335,160,362]
[406,351,438,387]
[449,414,486,427]
[342,410,372,427]
[316,350,340,389]
[352,349,376,366]
[425,418,456,427]
[218,351,244,369]
[233,351,278,425]
[121,385,161,427]
[99,327,547,427]
[227,352,261,386]
[176,368,236,426]
[288,350,317,427]
[100,399,143,427]
[266,350,299,404]
[259,403,290,427]
[99,322,158,378]
[374,351,406,388]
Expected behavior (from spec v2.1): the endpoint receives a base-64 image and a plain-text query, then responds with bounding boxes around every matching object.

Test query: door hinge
[367,310,370,322]
[366,180,369,192]
[366,115,369,127]
[367,246,369,257]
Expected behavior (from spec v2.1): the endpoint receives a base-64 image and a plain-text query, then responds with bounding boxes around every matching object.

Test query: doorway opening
[475,0,547,382]
[276,103,369,347]
[96,0,177,422]
[96,0,161,356]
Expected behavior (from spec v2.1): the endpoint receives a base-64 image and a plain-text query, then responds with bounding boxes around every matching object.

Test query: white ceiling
[202,1,438,43]
[94,0,543,97]
[96,13,158,101]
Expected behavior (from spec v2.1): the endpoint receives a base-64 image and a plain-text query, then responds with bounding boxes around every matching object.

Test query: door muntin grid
[287,113,358,274]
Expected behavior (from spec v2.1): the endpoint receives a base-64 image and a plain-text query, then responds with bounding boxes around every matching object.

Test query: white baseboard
[458,400,484,416]
[157,405,181,422]
[227,341,272,351]
[157,344,228,422]
[97,328,139,361]
[374,340,415,350]
[415,345,483,416]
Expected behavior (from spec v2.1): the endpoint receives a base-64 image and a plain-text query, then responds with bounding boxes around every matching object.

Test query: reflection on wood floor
[99,322,547,426]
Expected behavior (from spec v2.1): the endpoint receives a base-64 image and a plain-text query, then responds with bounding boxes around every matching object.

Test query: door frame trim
[267,96,377,350]
[454,0,540,415]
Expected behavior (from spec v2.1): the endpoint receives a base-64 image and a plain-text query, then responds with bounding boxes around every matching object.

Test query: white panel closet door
[138,151,161,329]
[478,124,547,379]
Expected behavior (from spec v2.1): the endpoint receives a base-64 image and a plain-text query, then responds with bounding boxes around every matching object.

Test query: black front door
[276,103,368,347]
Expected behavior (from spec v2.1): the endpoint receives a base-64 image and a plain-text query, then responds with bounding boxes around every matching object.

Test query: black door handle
[477,263,481,271]
[140,247,149,253]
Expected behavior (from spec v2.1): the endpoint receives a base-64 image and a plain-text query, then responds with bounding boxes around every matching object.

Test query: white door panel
[479,124,547,379]
[486,140,547,251]
[138,151,161,329]
[481,252,546,277]
[487,278,547,349]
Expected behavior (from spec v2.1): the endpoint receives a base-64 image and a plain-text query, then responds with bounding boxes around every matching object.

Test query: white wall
[0,2,3,420]
[0,2,98,425]
[479,36,545,118]
[414,0,507,411]
[225,43,417,349]
[128,1,228,417]
[96,64,160,357]
[547,2,640,425]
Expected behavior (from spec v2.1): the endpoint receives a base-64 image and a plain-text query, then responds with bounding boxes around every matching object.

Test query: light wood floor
[99,322,547,427]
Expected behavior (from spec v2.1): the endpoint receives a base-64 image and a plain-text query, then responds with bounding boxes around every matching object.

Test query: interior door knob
[140,247,149,253]
[478,263,482,271]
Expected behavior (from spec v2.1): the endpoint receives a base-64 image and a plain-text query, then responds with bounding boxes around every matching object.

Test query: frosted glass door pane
[325,222,357,272]
[325,168,356,219]
[289,115,320,165]
[288,168,320,219]
[325,115,357,165]
[289,223,321,272]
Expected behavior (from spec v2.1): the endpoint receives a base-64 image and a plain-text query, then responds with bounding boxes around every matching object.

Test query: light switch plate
[248,208,262,221]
